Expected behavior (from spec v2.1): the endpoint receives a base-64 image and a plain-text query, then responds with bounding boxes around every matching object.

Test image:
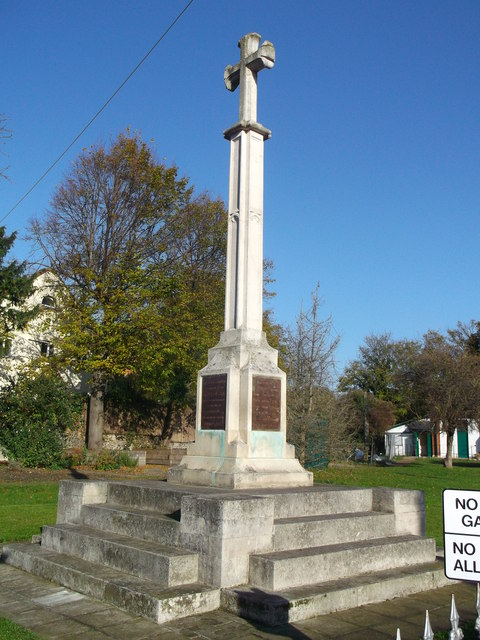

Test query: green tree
[0,372,83,468]
[339,333,421,422]
[30,131,227,449]
[409,330,480,468]
[0,227,36,353]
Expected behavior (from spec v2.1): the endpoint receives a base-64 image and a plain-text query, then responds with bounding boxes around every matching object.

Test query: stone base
[167,455,313,489]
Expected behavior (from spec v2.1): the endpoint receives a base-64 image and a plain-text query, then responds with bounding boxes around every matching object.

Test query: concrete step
[249,535,436,590]
[41,523,198,587]
[105,480,219,514]
[258,486,374,519]
[222,560,450,625]
[80,503,180,546]
[273,511,396,551]
[2,542,219,625]
[106,481,186,516]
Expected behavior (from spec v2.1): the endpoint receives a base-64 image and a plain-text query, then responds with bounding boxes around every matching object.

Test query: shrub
[62,446,88,468]
[0,373,83,468]
[116,451,138,468]
[92,450,138,470]
[93,450,120,470]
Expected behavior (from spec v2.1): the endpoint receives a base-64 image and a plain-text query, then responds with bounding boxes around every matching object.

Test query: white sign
[443,489,480,580]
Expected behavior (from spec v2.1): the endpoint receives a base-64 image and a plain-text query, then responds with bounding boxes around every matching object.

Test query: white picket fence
[395,585,480,639]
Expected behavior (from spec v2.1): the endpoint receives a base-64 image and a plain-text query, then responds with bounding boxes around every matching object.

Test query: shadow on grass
[68,468,90,480]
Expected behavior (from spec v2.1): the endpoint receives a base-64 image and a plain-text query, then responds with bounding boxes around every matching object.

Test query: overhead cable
[1,0,195,225]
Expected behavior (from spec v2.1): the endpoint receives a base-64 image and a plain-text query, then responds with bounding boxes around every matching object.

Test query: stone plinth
[168,328,312,488]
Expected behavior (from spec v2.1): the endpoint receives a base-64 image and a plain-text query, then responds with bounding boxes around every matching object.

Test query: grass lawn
[0,617,42,639]
[0,483,59,544]
[314,457,480,547]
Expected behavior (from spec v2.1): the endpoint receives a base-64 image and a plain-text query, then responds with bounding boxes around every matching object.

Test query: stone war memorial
[167,32,312,490]
[2,34,451,627]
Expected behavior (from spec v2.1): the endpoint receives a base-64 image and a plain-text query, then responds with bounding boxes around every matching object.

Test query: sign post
[443,489,480,580]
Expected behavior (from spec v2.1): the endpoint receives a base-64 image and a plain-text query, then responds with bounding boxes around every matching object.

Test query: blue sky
[2,0,479,375]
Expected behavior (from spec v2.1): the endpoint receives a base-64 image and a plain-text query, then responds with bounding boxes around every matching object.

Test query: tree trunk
[87,373,105,451]
[298,428,306,466]
[444,430,454,468]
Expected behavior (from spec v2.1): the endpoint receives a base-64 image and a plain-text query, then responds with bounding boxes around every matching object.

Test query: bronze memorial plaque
[201,374,227,430]
[252,376,281,431]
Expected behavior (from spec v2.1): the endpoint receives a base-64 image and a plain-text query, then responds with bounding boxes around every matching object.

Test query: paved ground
[0,561,477,640]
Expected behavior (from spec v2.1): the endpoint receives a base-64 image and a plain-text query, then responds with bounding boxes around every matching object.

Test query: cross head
[224,33,275,123]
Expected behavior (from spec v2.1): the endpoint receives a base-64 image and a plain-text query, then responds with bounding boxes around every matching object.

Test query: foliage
[339,325,480,466]
[116,450,138,468]
[339,390,395,452]
[90,449,138,470]
[93,450,121,470]
[314,457,480,547]
[0,482,59,543]
[285,285,352,464]
[0,617,42,639]
[408,329,480,468]
[104,376,167,441]
[0,373,83,468]
[63,446,88,467]
[0,226,37,345]
[339,333,421,422]
[433,620,476,640]
[29,131,227,447]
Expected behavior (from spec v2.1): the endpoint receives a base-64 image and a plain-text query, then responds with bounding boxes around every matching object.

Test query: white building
[385,419,480,460]
[0,270,62,387]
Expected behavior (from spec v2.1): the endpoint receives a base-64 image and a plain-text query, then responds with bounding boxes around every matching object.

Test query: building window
[41,295,55,308]
[40,342,54,357]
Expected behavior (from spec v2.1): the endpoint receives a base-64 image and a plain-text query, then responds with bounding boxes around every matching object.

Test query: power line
[1,0,195,226]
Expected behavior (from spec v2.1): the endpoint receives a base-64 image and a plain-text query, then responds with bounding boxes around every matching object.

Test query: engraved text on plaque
[252,376,281,431]
[201,374,227,430]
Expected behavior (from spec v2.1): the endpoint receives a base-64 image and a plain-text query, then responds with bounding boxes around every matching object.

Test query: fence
[395,585,480,639]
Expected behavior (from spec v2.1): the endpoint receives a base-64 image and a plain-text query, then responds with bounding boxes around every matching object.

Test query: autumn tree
[339,390,395,453]
[284,285,351,465]
[0,227,36,354]
[409,330,480,468]
[30,131,226,449]
[339,333,421,422]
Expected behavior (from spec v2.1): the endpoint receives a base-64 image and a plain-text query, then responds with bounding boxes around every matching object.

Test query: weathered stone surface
[1,542,220,624]
[41,523,198,586]
[2,479,443,627]
[56,480,108,524]
[221,561,451,625]
[179,493,274,587]
[249,535,436,591]
[80,503,180,546]
[372,487,426,536]
[273,511,396,551]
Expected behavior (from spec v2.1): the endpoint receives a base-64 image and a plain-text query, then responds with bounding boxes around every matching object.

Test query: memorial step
[106,481,186,515]
[222,560,450,625]
[1,542,219,624]
[249,535,436,590]
[273,510,396,551]
[80,503,180,546]
[256,486,374,519]
[105,480,219,514]
[41,523,198,587]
